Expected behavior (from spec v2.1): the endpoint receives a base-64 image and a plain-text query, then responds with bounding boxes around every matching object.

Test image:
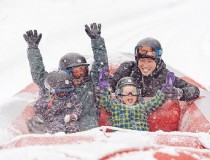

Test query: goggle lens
[60,66,87,79]
[120,86,139,96]
[136,47,156,59]
[54,88,74,100]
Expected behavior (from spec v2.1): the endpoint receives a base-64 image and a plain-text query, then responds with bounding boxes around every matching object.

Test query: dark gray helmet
[135,37,163,59]
[59,53,90,69]
[115,77,141,97]
[116,77,137,90]
[44,71,74,90]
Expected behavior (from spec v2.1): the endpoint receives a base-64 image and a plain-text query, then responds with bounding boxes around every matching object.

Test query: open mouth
[127,98,135,105]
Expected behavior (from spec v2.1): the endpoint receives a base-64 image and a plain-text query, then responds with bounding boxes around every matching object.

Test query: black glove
[23,30,42,49]
[164,87,183,100]
[85,23,101,39]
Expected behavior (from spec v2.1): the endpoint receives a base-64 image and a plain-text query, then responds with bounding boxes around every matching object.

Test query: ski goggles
[61,66,88,79]
[119,86,140,96]
[53,88,74,100]
[135,46,157,60]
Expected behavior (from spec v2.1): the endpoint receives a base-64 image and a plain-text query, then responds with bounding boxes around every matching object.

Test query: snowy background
[1,0,210,159]
[0,0,210,104]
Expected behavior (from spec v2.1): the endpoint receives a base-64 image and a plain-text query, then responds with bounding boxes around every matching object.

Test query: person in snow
[24,23,108,131]
[27,71,83,134]
[98,67,175,131]
[108,37,200,101]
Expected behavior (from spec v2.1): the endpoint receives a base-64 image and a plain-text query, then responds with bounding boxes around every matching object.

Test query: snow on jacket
[27,37,108,131]
[33,92,82,134]
[109,60,200,101]
[100,90,166,131]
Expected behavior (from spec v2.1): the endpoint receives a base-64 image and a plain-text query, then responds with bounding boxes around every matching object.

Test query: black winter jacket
[109,60,200,101]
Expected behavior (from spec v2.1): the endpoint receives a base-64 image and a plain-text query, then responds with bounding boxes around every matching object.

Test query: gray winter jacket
[27,37,108,132]
[109,60,200,101]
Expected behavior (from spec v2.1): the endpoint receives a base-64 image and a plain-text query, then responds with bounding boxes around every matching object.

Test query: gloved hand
[161,71,183,100]
[23,30,42,49]
[64,114,77,123]
[27,115,48,134]
[161,71,175,92]
[85,23,101,39]
[98,66,109,90]
[163,87,183,100]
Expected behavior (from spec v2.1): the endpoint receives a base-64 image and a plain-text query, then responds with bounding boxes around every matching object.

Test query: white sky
[0,0,210,104]
[0,0,210,159]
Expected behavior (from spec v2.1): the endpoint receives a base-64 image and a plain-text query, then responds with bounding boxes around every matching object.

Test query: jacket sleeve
[108,61,135,91]
[142,90,166,114]
[27,48,48,90]
[174,76,200,101]
[99,89,111,112]
[70,92,83,120]
[90,37,108,86]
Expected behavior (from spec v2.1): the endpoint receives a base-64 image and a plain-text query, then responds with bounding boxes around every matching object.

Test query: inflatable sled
[1,62,210,159]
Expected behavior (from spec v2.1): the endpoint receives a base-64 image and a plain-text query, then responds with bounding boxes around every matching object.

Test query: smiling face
[71,66,88,85]
[120,85,138,106]
[138,58,157,76]
[137,46,157,76]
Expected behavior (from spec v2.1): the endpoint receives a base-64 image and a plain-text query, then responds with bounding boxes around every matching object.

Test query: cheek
[138,60,157,70]
[121,96,126,101]
[150,62,157,71]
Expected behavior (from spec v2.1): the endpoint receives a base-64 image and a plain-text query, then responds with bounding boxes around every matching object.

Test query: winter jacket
[28,92,82,134]
[27,37,108,132]
[109,60,200,101]
[100,90,166,131]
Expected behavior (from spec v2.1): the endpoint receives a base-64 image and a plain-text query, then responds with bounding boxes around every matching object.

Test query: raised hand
[85,23,101,39]
[161,72,183,100]
[23,30,42,49]
[98,66,109,90]
[161,72,175,92]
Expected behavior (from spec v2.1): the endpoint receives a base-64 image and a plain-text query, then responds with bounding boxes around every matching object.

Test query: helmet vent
[77,59,81,63]
[65,80,70,84]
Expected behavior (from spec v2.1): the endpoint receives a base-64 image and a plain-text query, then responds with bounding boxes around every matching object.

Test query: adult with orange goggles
[109,37,200,101]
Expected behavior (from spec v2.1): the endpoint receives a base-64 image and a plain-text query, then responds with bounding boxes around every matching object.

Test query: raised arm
[23,30,48,92]
[85,23,108,86]
[144,71,175,114]
[162,71,200,101]
[98,66,112,111]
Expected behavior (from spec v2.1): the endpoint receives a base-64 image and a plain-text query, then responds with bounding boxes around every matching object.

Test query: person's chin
[142,72,151,76]
[140,69,152,76]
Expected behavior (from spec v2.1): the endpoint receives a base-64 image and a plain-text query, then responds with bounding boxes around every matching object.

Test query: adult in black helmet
[59,52,90,85]
[109,37,200,101]
[24,22,108,132]
[27,71,83,134]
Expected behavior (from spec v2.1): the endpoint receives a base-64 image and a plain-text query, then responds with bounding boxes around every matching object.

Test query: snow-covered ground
[1,0,210,159]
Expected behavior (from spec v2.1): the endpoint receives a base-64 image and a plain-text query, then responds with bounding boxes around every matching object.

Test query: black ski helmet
[116,77,137,89]
[44,71,74,90]
[59,53,90,69]
[115,77,141,97]
[134,37,163,61]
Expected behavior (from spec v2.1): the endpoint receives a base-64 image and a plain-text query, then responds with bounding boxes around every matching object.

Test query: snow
[0,0,210,159]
